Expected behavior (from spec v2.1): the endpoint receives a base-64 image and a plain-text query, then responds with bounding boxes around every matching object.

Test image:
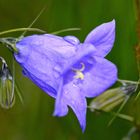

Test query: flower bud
[89,84,136,112]
[0,57,15,109]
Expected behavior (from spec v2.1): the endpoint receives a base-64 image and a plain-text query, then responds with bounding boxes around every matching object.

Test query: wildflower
[14,20,117,131]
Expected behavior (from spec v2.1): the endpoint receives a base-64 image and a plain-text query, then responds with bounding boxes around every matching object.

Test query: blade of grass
[21,7,46,37]
[51,28,81,35]
[0,28,46,36]
[108,95,130,126]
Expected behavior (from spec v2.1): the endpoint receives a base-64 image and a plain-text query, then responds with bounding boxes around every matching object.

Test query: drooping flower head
[14,20,117,132]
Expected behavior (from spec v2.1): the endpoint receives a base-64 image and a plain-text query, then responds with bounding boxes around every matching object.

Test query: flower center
[72,63,85,80]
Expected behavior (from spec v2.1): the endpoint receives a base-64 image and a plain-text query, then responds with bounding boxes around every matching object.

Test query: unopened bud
[89,84,136,112]
[0,57,15,109]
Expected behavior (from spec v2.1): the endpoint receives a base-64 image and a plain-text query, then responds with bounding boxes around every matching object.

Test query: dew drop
[64,36,80,45]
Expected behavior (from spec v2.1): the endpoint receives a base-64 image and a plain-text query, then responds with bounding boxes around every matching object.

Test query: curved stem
[0,28,46,36]
[51,28,80,35]
[0,38,18,53]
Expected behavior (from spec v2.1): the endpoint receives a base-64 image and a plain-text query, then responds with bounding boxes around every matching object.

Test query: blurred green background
[0,0,139,140]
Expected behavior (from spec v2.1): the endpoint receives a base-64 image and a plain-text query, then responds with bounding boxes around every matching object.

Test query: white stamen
[72,63,85,80]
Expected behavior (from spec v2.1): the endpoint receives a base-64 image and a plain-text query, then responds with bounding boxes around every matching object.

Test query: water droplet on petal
[64,36,80,45]
[53,65,62,72]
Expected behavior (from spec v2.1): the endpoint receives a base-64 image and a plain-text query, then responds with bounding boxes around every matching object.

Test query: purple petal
[54,80,87,132]
[15,34,77,97]
[81,56,117,97]
[53,79,68,116]
[15,34,96,99]
[84,20,115,57]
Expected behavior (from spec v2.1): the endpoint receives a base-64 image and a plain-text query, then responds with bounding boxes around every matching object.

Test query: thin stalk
[108,95,130,126]
[51,28,81,35]
[117,79,140,84]
[0,38,18,53]
[0,28,46,36]
[21,7,46,37]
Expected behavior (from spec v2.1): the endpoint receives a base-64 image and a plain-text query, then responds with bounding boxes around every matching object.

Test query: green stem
[0,28,46,36]
[108,95,130,126]
[112,113,134,122]
[117,79,140,84]
[21,7,46,37]
[0,38,18,53]
[51,28,80,35]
